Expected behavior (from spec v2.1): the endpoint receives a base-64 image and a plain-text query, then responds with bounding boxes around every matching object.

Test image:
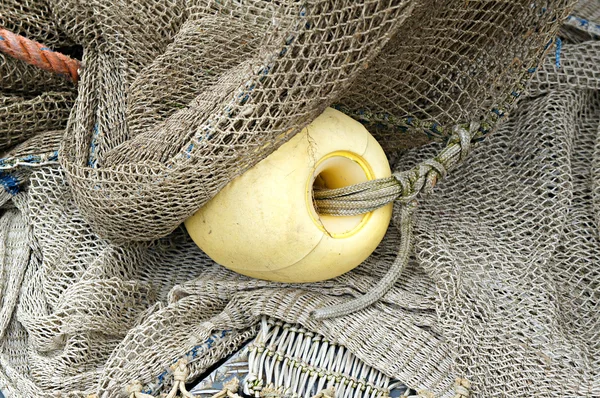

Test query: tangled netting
[1,0,599,397]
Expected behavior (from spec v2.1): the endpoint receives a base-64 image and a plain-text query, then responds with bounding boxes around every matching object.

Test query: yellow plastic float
[185,108,393,282]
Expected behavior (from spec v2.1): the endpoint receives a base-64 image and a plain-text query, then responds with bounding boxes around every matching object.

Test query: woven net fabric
[1,0,599,397]
[2,0,571,243]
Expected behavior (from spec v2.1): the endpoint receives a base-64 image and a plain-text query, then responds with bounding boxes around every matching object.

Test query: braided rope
[0,28,80,84]
[314,124,476,217]
[312,124,476,319]
[313,201,415,320]
[0,28,479,321]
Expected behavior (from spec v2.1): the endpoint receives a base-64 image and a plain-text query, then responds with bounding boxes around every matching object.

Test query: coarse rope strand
[312,124,475,319]
[0,27,80,84]
[0,29,478,319]
[313,124,474,217]
[312,201,415,320]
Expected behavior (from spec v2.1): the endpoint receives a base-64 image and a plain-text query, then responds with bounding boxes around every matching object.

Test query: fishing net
[1,0,599,397]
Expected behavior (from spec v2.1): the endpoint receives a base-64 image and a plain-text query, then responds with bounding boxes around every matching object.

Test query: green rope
[313,123,476,217]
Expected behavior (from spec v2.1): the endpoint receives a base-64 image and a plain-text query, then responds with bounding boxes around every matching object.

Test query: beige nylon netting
[1,0,599,397]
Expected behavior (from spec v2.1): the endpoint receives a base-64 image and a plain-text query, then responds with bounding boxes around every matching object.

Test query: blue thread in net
[141,330,232,395]
[0,150,59,170]
[88,124,100,167]
[185,143,194,159]
[0,173,20,195]
[492,108,505,117]
[555,37,562,68]
[566,15,600,38]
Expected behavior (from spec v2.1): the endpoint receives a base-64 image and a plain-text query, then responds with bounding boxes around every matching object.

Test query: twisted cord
[312,123,477,319]
[0,27,80,84]
[312,201,415,319]
[313,124,476,216]
[125,381,154,398]
[210,378,242,398]
[164,359,194,398]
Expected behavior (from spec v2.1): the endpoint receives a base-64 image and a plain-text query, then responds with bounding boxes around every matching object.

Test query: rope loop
[164,359,195,398]
[312,121,481,318]
[312,201,416,319]
[210,378,243,398]
[452,123,476,162]
[125,381,154,398]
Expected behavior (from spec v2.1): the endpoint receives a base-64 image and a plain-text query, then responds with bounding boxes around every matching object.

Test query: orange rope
[0,27,80,84]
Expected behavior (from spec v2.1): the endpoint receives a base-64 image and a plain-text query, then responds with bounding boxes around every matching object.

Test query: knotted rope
[313,124,475,216]
[453,378,471,398]
[311,386,336,398]
[124,359,196,398]
[313,124,476,319]
[0,27,80,84]
[164,359,195,398]
[210,378,243,398]
[125,381,155,398]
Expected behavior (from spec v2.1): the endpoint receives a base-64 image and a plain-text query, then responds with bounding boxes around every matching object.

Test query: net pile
[0,0,598,397]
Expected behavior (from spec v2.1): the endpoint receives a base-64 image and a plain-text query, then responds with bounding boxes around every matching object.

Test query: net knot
[210,377,242,398]
[453,378,471,397]
[163,358,194,398]
[311,385,336,398]
[172,360,189,382]
[452,123,477,162]
[259,384,288,398]
[416,390,435,398]
[125,380,154,398]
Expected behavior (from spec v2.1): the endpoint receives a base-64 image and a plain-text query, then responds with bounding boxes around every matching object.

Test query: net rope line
[2,3,594,396]
[245,317,398,398]
[0,27,80,84]
[244,317,473,398]
[312,124,475,319]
